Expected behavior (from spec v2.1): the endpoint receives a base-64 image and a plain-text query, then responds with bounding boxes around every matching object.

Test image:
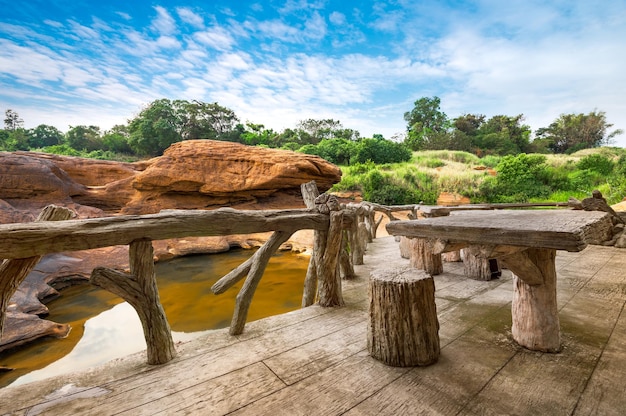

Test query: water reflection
[0,249,308,388]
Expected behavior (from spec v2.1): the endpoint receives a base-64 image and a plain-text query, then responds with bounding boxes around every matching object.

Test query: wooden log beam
[90,239,177,364]
[0,208,330,259]
[498,250,544,286]
[229,231,294,335]
[0,205,74,337]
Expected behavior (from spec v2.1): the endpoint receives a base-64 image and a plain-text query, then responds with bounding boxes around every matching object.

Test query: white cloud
[151,6,177,35]
[193,26,235,50]
[176,7,205,28]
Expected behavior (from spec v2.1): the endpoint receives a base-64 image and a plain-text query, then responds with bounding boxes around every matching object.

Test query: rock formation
[0,140,342,352]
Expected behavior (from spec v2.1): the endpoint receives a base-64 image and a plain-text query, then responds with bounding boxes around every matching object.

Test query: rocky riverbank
[0,140,341,354]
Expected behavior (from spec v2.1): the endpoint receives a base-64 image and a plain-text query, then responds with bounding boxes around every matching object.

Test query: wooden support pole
[368,266,440,366]
[0,205,74,337]
[339,230,356,280]
[317,210,345,307]
[409,238,443,276]
[508,248,561,352]
[301,181,322,307]
[230,230,294,335]
[91,239,176,365]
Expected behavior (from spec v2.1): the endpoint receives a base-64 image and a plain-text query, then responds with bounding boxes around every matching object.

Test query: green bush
[576,154,615,175]
[479,153,553,202]
[350,138,412,165]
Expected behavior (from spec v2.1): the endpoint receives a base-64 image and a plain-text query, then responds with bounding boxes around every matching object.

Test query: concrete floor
[0,236,624,415]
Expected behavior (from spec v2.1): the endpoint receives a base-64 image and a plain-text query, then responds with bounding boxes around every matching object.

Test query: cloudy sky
[1,0,625,146]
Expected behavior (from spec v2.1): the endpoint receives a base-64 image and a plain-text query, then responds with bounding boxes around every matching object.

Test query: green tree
[128,99,183,156]
[28,124,64,148]
[535,111,623,153]
[66,125,102,151]
[296,119,344,145]
[403,96,451,150]
[178,100,240,141]
[471,115,531,155]
[101,124,133,154]
[4,109,23,131]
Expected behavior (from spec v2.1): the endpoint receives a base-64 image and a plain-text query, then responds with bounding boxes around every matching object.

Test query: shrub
[576,154,615,176]
[350,138,412,165]
[479,153,552,202]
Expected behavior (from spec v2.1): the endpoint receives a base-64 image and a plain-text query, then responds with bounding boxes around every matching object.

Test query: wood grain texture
[368,266,440,367]
[386,210,613,252]
[0,208,328,259]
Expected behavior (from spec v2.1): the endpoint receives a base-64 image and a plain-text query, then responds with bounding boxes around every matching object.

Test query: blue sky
[1,0,625,146]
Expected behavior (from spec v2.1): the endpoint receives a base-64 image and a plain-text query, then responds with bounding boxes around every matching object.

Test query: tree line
[1,97,622,163]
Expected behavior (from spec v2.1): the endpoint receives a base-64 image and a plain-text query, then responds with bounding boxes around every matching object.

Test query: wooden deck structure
[1,235,625,415]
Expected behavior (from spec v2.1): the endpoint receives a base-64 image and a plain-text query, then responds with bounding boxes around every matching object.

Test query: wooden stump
[462,250,501,280]
[368,266,440,367]
[442,250,462,262]
[409,238,443,276]
[399,236,411,259]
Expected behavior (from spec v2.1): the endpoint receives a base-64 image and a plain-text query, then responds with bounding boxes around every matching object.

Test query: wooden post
[317,210,344,307]
[399,236,411,259]
[462,250,501,280]
[442,250,462,262]
[504,248,561,352]
[91,239,176,364]
[339,230,356,280]
[368,266,440,366]
[0,205,74,337]
[409,238,443,276]
[301,181,323,307]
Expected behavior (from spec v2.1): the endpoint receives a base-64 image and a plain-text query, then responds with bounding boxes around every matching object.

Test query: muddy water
[0,249,309,388]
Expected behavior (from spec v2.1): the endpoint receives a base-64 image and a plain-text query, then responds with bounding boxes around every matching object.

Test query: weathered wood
[91,239,177,364]
[498,249,545,286]
[462,250,501,281]
[409,238,443,276]
[230,231,294,335]
[339,231,356,280]
[0,208,330,259]
[399,236,411,259]
[368,266,440,366]
[211,230,296,295]
[317,211,344,307]
[510,248,561,352]
[442,250,462,262]
[386,210,612,252]
[0,205,74,337]
[301,181,322,307]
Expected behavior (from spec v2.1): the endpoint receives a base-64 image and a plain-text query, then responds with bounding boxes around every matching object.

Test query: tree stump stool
[409,238,443,275]
[368,266,440,367]
[462,250,501,280]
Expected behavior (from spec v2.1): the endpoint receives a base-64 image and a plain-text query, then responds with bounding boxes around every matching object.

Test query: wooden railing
[2,183,602,368]
[0,181,377,366]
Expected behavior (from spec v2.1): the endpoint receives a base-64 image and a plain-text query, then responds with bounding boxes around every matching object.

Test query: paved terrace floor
[1,236,625,415]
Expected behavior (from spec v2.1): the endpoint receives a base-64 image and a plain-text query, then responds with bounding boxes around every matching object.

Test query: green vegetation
[332,148,626,206]
[2,96,625,206]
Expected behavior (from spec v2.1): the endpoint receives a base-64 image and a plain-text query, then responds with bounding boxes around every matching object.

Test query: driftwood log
[368,266,440,366]
[0,205,74,337]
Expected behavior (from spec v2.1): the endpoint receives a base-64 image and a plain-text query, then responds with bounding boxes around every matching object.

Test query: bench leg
[507,248,561,352]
